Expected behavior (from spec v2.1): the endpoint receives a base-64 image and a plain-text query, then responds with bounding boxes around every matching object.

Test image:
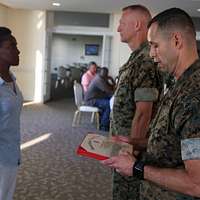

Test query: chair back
[73,80,84,107]
[58,66,67,79]
[70,67,82,82]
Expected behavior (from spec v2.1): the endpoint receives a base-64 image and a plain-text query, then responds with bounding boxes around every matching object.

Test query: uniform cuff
[181,138,200,160]
[134,88,159,102]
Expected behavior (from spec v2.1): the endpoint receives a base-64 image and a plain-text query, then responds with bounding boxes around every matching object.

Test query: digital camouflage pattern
[110,42,163,136]
[113,171,140,200]
[140,59,200,200]
[110,42,164,200]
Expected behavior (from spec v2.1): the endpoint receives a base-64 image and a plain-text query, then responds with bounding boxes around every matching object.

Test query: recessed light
[52,2,61,7]
[197,8,200,12]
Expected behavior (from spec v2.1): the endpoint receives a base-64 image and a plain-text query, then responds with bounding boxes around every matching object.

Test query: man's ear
[173,32,183,49]
[135,20,141,32]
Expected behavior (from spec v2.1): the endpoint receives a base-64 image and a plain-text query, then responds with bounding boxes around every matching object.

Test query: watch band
[133,160,145,180]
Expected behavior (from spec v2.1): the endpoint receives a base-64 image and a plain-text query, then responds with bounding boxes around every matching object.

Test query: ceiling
[1,0,200,17]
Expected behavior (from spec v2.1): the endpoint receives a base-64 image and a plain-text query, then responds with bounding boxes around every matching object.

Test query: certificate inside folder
[77,133,133,160]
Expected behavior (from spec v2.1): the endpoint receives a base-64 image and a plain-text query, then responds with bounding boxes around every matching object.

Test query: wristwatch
[132,160,145,180]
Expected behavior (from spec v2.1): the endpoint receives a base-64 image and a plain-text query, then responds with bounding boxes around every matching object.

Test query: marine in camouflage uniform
[110,42,163,200]
[140,59,200,200]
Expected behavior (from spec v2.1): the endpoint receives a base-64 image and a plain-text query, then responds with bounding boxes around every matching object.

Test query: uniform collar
[130,41,148,56]
[172,59,200,89]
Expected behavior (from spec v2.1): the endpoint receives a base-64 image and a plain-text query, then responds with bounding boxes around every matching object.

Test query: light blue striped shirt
[0,74,23,166]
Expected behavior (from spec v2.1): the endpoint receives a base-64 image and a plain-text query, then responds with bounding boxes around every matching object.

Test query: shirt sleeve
[134,59,161,102]
[81,74,89,92]
[173,96,200,160]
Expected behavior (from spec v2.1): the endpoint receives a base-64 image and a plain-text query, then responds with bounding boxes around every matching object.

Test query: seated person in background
[107,74,116,87]
[81,61,97,92]
[84,67,114,131]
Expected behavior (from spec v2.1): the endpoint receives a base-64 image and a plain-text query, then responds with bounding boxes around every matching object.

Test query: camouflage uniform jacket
[141,59,200,200]
[110,42,163,136]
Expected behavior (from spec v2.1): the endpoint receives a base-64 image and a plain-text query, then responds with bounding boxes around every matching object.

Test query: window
[85,44,99,56]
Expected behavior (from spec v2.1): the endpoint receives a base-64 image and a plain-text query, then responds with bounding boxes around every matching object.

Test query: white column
[101,35,112,68]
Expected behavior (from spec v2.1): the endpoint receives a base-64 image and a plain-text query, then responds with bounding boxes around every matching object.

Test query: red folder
[76,133,132,161]
[77,145,109,160]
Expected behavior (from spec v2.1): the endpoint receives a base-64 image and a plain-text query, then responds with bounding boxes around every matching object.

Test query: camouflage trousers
[113,170,140,200]
[140,181,198,200]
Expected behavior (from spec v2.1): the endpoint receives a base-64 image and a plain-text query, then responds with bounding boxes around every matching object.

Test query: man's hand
[101,152,136,176]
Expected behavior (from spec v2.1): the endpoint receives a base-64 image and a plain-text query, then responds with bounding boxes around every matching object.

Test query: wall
[0,4,8,26]
[54,11,110,27]
[51,34,102,72]
[193,17,200,32]
[47,11,113,71]
[6,9,46,102]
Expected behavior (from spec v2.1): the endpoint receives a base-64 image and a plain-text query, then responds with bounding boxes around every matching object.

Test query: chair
[70,67,82,83]
[55,66,72,88]
[72,81,100,129]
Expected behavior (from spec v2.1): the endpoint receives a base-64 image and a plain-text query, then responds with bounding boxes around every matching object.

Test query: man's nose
[17,48,20,55]
[149,47,156,59]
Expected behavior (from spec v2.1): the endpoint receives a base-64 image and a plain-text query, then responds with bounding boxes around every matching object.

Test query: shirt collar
[87,70,95,76]
[0,72,16,86]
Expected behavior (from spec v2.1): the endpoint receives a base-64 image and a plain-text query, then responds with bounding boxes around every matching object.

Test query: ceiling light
[197,8,200,12]
[52,2,61,7]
